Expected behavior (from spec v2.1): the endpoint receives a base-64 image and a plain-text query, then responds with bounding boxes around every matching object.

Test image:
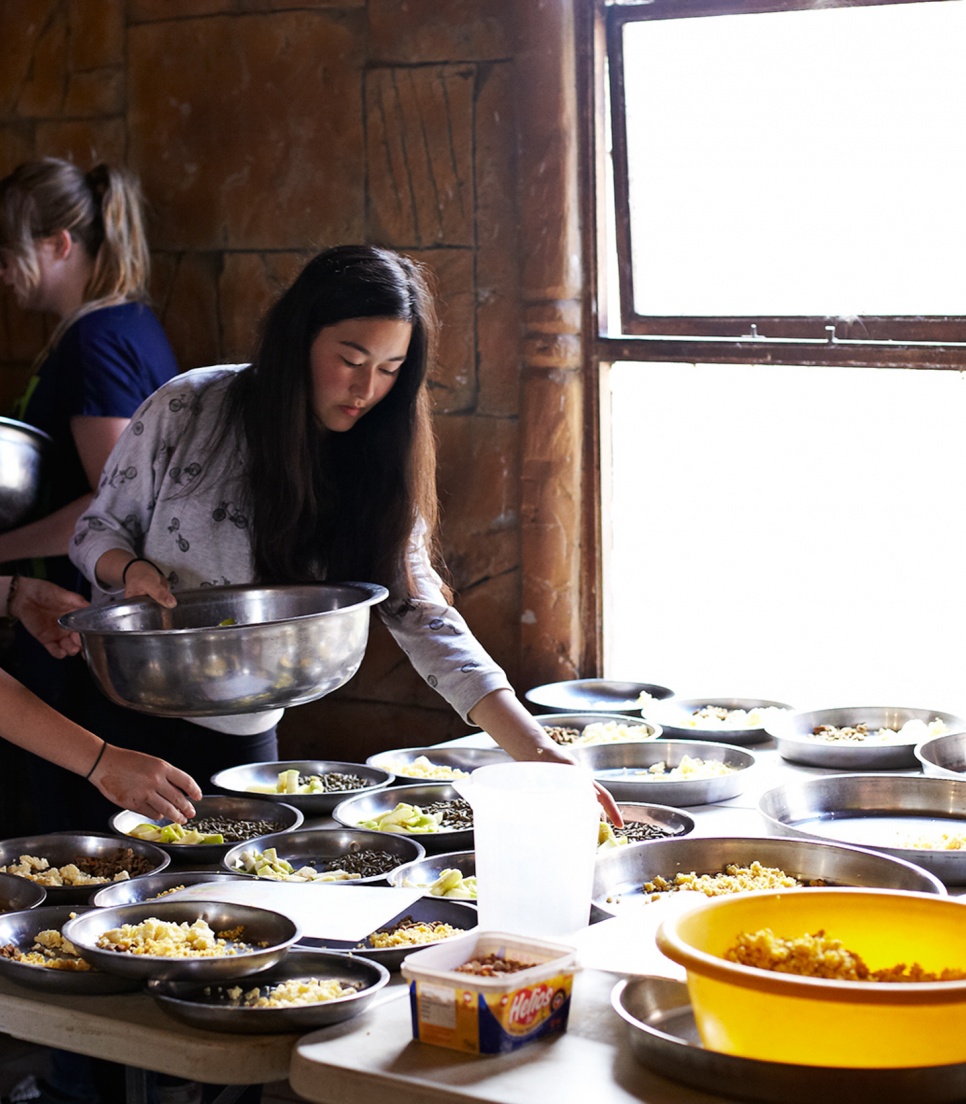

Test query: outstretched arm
[4,575,89,658]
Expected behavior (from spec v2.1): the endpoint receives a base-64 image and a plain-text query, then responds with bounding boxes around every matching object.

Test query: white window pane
[623,3,966,317]
[603,361,966,712]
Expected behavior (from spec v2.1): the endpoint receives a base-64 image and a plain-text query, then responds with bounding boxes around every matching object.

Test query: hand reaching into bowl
[88,742,200,823]
[93,550,177,607]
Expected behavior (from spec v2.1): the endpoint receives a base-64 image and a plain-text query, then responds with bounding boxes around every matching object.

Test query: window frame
[598,0,966,369]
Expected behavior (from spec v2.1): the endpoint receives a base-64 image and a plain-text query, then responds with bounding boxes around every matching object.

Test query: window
[588,0,966,708]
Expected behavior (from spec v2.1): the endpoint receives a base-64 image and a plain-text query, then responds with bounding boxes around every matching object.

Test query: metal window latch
[743,324,763,340]
[826,325,837,344]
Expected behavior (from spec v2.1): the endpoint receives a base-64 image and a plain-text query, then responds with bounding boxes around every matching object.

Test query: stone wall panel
[368,0,509,64]
[410,247,475,413]
[33,118,126,170]
[69,0,124,71]
[217,250,307,363]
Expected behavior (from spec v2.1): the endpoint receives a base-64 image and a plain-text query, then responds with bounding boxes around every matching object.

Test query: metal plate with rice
[61,899,300,981]
[211,759,394,815]
[766,706,966,770]
[916,731,966,781]
[0,905,141,994]
[592,834,944,916]
[612,975,966,1104]
[569,740,756,806]
[524,678,674,715]
[222,828,425,884]
[0,831,170,906]
[365,746,512,784]
[109,795,303,863]
[758,774,966,885]
[148,948,390,1034]
[297,897,478,972]
[530,713,662,747]
[645,697,793,747]
[332,783,474,854]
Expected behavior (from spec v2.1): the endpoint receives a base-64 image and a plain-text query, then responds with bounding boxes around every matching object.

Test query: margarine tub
[400,930,577,1054]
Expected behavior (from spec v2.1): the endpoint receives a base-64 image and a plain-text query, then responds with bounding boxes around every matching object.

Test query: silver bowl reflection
[109,795,303,863]
[222,828,425,885]
[767,706,966,770]
[0,871,45,913]
[62,899,300,981]
[91,871,250,908]
[59,582,388,717]
[148,949,390,1033]
[0,417,50,532]
[211,759,394,816]
[916,731,966,781]
[387,850,477,898]
[0,831,170,906]
[525,678,674,716]
[332,783,473,854]
[0,904,141,994]
[366,746,512,784]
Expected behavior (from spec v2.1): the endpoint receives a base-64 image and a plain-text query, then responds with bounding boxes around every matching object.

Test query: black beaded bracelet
[121,557,162,586]
[85,740,108,780]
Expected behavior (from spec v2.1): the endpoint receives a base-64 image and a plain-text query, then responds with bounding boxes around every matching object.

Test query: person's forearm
[468,688,563,760]
[0,493,93,562]
[94,547,139,591]
[0,669,103,776]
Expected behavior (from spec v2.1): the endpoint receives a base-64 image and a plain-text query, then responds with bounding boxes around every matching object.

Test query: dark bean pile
[455,952,538,976]
[421,798,473,830]
[323,849,399,877]
[303,772,370,792]
[184,816,285,842]
[614,822,676,843]
[544,726,581,745]
[77,847,157,879]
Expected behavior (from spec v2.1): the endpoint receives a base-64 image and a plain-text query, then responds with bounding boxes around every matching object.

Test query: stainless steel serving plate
[366,745,512,783]
[612,975,966,1104]
[0,905,140,994]
[332,783,473,854]
[766,706,966,770]
[569,740,756,806]
[210,759,394,816]
[59,582,388,717]
[222,828,425,884]
[387,850,477,898]
[0,831,170,905]
[916,731,966,781]
[758,774,966,885]
[147,948,390,1034]
[0,870,45,913]
[297,897,478,972]
[592,834,944,916]
[645,697,793,747]
[0,417,50,531]
[109,795,303,863]
[524,678,674,715]
[91,870,250,908]
[529,713,662,746]
[61,899,300,981]
[606,802,696,846]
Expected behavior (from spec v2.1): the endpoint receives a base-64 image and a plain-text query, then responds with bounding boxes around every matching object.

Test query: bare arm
[0,668,200,822]
[468,688,623,825]
[94,549,176,607]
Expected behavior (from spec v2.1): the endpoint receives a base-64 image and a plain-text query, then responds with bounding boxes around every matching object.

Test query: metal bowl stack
[59,582,388,717]
[0,417,50,532]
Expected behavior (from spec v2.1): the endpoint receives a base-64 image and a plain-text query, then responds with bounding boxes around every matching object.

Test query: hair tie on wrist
[5,574,21,621]
[121,557,162,586]
[85,740,108,780]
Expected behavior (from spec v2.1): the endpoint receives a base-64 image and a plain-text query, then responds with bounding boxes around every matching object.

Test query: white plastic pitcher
[454,761,600,938]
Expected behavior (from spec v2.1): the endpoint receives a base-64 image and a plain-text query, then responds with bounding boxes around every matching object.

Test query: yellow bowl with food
[655,887,966,1068]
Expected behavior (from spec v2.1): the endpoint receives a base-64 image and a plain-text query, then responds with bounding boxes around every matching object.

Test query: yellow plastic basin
[655,887,966,1068]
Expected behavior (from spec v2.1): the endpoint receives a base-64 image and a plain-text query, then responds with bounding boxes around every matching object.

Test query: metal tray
[529,713,662,746]
[210,759,395,816]
[0,905,141,994]
[222,827,425,884]
[767,706,966,770]
[0,831,170,905]
[91,870,250,908]
[570,740,757,806]
[62,899,300,981]
[109,795,303,863]
[612,975,966,1104]
[524,678,674,715]
[592,834,944,916]
[148,948,390,1034]
[387,851,477,898]
[0,870,45,913]
[296,897,478,972]
[332,783,473,854]
[365,746,511,784]
[648,697,792,746]
[758,774,966,884]
[916,731,966,781]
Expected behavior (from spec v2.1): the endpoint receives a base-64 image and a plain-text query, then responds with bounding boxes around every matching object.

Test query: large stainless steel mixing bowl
[60,582,388,716]
[0,417,50,532]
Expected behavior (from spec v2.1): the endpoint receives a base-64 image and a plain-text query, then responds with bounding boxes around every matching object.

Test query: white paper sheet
[162,881,426,942]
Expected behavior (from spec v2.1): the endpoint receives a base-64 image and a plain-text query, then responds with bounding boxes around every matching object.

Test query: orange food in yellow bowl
[655,887,966,1068]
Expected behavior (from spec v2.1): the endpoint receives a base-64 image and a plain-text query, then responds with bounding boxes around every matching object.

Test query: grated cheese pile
[634,755,736,780]
[96,917,251,957]
[219,977,356,1007]
[383,755,470,781]
[642,861,809,901]
[0,927,92,971]
[0,854,130,887]
[366,920,464,949]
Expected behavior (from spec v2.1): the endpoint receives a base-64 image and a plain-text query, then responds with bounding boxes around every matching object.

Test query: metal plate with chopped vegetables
[332,784,474,855]
[210,759,394,815]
